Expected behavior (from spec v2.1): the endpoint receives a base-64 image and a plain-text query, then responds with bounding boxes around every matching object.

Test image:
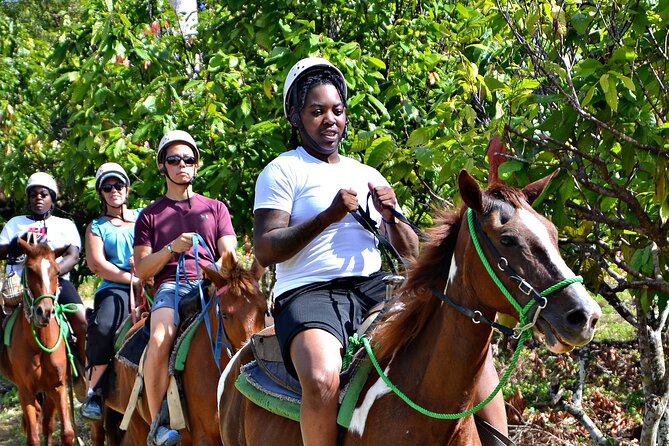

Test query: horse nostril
[566,309,587,328]
[590,315,599,330]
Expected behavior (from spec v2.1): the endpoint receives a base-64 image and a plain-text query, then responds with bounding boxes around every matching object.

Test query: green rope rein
[350,207,583,420]
[23,274,81,377]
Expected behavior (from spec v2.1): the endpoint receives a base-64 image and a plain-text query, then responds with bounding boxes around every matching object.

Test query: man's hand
[368,183,396,221]
[323,189,359,223]
[170,232,197,253]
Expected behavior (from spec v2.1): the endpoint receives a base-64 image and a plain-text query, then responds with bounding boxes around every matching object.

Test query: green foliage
[2,1,669,440]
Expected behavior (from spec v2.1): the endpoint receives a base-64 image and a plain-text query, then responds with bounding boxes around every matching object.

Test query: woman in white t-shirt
[0,171,88,399]
[253,57,419,446]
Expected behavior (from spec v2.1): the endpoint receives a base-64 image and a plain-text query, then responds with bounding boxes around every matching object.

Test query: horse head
[17,238,66,327]
[202,253,267,353]
[458,169,601,352]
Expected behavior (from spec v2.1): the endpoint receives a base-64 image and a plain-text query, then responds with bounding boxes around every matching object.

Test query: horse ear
[219,251,235,273]
[250,258,264,281]
[53,246,68,258]
[16,237,30,253]
[458,170,484,213]
[202,265,226,288]
[522,169,560,205]
[486,135,507,186]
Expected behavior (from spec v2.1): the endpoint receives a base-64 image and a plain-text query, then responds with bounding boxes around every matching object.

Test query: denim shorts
[151,279,202,315]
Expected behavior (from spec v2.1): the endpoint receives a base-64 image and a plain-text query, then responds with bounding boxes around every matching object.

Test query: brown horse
[90,252,267,446]
[0,239,74,446]
[218,170,602,445]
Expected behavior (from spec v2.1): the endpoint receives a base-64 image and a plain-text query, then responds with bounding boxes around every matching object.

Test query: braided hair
[288,68,348,149]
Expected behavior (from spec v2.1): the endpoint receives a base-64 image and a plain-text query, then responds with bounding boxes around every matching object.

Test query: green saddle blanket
[234,330,372,429]
[3,306,19,346]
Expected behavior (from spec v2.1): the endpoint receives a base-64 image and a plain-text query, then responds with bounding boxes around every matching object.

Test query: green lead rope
[345,208,583,420]
[358,331,529,419]
[30,296,81,377]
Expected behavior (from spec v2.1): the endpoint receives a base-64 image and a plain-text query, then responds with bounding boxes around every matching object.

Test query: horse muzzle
[535,294,601,353]
[31,305,56,327]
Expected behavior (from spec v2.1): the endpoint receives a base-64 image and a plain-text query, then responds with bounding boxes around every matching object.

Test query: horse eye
[221,312,230,321]
[499,235,516,246]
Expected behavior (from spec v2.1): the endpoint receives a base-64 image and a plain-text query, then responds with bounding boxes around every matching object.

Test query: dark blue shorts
[273,271,386,378]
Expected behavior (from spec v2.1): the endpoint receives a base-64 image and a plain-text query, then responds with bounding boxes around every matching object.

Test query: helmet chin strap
[297,119,346,156]
[30,208,52,221]
[164,170,195,209]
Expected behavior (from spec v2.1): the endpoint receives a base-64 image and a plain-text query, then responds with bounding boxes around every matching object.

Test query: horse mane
[370,181,529,362]
[370,206,465,362]
[219,261,267,311]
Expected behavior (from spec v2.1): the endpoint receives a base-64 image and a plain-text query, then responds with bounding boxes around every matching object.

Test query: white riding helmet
[95,162,130,191]
[156,130,199,165]
[282,57,347,119]
[25,172,59,199]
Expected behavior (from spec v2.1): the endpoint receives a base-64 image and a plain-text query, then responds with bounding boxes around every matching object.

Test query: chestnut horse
[0,239,75,446]
[90,252,267,446]
[218,170,602,445]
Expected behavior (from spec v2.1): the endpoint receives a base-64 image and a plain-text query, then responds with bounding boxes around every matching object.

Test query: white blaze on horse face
[518,209,575,278]
[39,258,52,293]
[348,362,393,436]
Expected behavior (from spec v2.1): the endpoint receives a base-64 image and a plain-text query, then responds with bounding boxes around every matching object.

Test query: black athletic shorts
[58,278,83,305]
[273,271,386,378]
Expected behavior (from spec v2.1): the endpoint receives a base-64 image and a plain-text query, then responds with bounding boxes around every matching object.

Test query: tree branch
[550,349,616,446]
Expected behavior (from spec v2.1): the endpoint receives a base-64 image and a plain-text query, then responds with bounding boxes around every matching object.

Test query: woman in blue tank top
[80,162,143,421]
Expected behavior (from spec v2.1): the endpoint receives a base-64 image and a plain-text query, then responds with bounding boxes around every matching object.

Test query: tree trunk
[635,298,669,446]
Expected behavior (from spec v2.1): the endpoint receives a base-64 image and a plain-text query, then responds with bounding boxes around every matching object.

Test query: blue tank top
[90,209,142,292]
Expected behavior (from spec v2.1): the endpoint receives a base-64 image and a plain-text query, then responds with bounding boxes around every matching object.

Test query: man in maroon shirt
[134,130,237,446]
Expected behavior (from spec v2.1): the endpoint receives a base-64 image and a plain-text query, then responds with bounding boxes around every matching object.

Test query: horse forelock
[371,207,463,362]
[216,265,267,311]
[485,182,529,210]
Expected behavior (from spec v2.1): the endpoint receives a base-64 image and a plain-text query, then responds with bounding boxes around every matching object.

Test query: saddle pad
[116,323,150,368]
[2,306,19,346]
[236,354,373,428]
[171,317,201,373]
[113,315,134,353]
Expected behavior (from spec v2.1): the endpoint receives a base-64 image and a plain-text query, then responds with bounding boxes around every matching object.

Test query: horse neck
[413,283,493,396]
[395,225,495,406]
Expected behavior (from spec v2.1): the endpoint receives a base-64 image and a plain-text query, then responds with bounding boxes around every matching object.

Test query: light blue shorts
[151,280,202,314]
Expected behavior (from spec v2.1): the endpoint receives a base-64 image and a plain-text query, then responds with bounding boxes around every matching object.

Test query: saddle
[115,312,203,432]
[235,317,516,446]
[235,303,383,428]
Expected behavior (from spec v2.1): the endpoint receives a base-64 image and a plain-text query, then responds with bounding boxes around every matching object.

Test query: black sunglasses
[100,182,125,193]
[165,155,197,166]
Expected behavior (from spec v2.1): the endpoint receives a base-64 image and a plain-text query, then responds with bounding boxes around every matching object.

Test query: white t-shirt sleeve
[0,217,20,245]
[60,219,82,250]
[254,160,295,214]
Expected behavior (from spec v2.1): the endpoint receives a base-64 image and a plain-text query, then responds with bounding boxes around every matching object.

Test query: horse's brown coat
[0,240,74,446]
[218,170,600,446]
